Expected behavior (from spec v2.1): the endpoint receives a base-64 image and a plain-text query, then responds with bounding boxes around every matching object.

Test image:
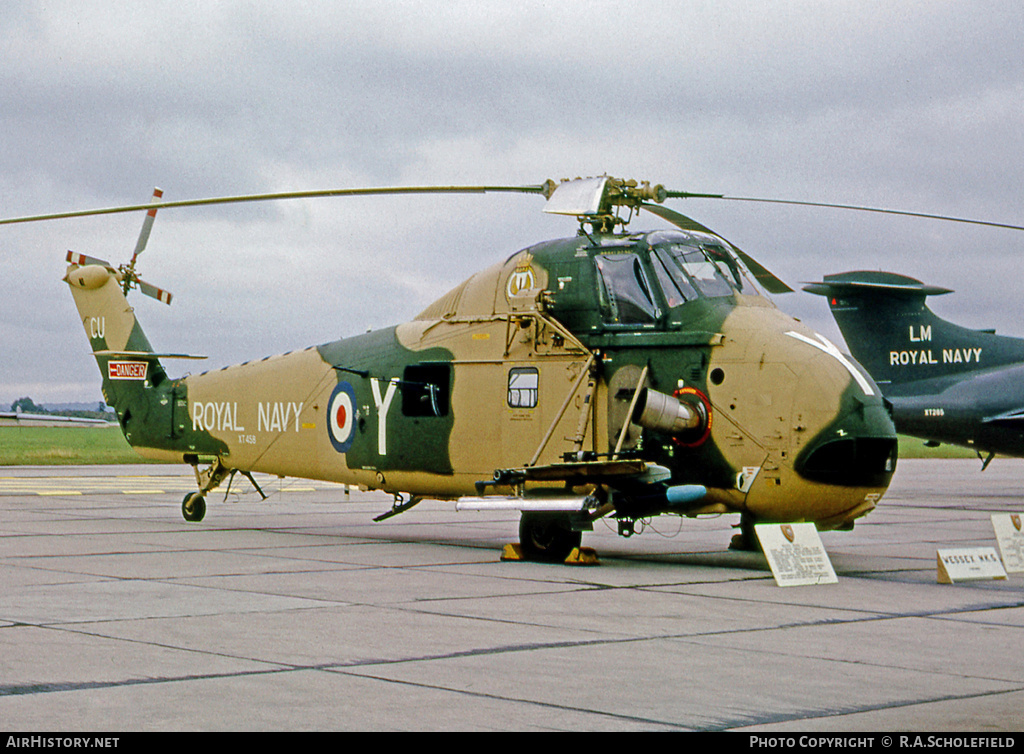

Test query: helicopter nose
[713,323,898,529]
[794,401,898,487]
[785,331,897,487]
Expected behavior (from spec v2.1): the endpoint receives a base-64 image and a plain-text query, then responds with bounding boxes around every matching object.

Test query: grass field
[0,425,980,465]
[896,435,977,459]
[0,425,154,465]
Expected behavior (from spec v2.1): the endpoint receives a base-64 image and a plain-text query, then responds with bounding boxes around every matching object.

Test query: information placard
[754,523,837,587]
[991,514,1024,573]
[936,547,1007,584]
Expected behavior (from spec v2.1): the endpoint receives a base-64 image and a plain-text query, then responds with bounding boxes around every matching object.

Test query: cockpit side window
[595,254,659,325]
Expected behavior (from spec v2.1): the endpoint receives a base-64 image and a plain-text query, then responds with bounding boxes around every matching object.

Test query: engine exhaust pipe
[632,388,706,435]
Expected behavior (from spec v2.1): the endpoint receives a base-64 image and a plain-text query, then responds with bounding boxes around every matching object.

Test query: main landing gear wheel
[519,512,582,563]
[181,492,207,522]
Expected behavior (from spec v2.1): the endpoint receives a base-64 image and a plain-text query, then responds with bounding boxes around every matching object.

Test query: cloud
[4,1,1024,403]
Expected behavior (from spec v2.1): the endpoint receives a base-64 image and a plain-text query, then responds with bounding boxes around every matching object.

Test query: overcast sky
[3,0,1024,405]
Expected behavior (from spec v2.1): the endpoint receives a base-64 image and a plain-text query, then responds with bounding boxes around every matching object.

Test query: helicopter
[11,176,902,561]
[805,270,1024,470]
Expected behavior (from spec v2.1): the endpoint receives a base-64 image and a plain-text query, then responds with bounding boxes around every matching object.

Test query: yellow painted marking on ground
[0,475,345,497]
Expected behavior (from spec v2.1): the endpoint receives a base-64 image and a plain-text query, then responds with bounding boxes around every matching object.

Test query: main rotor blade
[14,177,1022,233]
[665,191,1024,233]
[641,203,794,294]
[0,184,550,226]
[131,187,163,262]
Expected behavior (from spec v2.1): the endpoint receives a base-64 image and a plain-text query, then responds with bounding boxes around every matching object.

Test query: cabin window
[595,254,660,325]
[508,367,538,408]
[402,364,450,417]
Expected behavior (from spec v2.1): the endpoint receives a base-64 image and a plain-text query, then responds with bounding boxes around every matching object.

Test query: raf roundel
[327,381,358,453]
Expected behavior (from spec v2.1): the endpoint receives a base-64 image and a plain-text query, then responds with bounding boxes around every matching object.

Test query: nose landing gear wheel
[519,512,582,563]
[181,492,207,522]
[729,513,761,551]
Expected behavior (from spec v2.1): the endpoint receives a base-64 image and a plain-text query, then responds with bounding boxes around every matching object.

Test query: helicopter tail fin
[64,258,170,432]
[804,271,1024,388]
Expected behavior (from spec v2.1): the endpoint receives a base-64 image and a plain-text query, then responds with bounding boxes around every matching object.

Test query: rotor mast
[543,176,684,233]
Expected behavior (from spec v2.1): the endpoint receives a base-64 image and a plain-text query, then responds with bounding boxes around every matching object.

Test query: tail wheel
[519,513,582,563]
[181,492,207,522]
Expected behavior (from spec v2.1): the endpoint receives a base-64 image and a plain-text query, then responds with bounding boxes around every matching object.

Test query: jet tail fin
[804,271,1024,388]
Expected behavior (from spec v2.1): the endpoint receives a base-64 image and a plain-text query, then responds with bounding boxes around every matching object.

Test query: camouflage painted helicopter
[11,177,902,561]
[806,270,1024,469]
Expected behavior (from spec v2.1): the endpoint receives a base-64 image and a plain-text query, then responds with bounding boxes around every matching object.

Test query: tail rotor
[65,187,174,306]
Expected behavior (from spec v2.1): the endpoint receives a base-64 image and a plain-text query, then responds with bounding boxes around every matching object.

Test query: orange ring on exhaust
[673,386,712,447]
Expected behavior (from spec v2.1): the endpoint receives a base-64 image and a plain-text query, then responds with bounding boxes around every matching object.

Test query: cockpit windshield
[654,242,735,298]
[703,242,752,291]
[650,249,697,307]
[588,232,760,330]
[639,227,763,301]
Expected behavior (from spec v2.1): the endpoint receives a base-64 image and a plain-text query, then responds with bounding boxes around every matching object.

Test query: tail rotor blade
[66,250,113,268]
[137,279,173,306]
